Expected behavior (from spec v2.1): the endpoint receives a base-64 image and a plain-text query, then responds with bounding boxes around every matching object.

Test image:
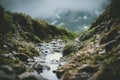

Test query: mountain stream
[27,39,66,80]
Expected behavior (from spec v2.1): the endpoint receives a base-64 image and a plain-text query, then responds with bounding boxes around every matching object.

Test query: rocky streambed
[27,39,66,80]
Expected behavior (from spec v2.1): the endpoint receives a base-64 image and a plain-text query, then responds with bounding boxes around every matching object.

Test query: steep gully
[26,39,66,80]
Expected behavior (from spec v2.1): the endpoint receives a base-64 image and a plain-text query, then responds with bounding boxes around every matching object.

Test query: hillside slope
[56,0,120,80]
[0,6,76,80]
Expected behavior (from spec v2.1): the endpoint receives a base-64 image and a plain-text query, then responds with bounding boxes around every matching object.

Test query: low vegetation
[0,5,77,80]
[56,0,120,80]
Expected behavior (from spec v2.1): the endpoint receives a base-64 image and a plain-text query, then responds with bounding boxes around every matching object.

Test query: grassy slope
[60,0,120,80]
[0,6,76,79]
[0,6,76,56]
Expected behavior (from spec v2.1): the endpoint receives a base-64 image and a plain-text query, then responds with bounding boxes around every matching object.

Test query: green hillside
[57,0,120,80]
[0,6,76,80]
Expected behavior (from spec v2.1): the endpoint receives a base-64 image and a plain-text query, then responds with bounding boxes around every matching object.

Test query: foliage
[62,39,80,56]
[12,40,40,57]
[63,41,74,56]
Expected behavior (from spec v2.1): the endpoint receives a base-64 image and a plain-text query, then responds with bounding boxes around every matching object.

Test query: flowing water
[27,39,66,80]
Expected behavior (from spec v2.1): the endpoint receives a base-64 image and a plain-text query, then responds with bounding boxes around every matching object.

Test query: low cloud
[0,0,111,18]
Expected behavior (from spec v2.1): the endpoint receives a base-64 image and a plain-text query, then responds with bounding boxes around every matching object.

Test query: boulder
[18,72,39,80]
[54,69,64,79]
[34,63,43,74]
[0,70,17,80]
[0,65,13,74]
[14,53,28,62]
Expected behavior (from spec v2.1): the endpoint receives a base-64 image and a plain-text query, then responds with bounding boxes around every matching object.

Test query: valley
[0,0,120,80]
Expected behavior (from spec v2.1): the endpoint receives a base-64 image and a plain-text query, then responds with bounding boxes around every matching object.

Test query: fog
[0,0,111,18]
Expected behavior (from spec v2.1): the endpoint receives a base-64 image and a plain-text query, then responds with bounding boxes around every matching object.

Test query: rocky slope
[56,0,120,80]
[0,6,76,80]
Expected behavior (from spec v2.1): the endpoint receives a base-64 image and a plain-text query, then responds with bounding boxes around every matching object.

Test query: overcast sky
[0,0,111,18]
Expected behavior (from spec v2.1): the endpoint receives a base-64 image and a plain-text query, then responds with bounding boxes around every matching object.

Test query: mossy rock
[63,42,74,56]
[92,59,120,80]
[100,24,120,44]
[0,56,19,65]
[80,65,98,73]
[13,65,26,74]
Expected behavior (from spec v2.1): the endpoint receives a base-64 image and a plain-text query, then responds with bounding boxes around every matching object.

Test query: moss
[16,45,39,57]
[90,54,109,64]
[0,56,19,65]
[57,26,77,40]
[13,65,26,74]
[80,65,98,73]
[0,49,9,54]
[80,28,96,41]
[93,56,120,80]
[100,24,120,44]
[9,40,39,58]
[63,42,74,56]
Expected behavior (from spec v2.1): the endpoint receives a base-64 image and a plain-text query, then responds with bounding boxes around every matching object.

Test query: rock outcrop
[58,0,120,80]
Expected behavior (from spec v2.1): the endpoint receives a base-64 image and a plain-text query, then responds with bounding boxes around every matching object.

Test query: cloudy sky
[0,0,111,18]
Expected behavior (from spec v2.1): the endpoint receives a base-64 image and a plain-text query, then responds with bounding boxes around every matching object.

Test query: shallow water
[28,39,66,80]
[40,52,63,80]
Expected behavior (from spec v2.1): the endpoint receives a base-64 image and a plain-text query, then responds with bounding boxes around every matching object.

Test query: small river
[27,39,66,80]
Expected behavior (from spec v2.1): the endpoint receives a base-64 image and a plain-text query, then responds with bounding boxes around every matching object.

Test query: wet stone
[27,39,66,80]
[34,63,43,73]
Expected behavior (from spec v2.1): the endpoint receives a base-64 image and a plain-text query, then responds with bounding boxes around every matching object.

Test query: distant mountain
[45,10,102,32]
